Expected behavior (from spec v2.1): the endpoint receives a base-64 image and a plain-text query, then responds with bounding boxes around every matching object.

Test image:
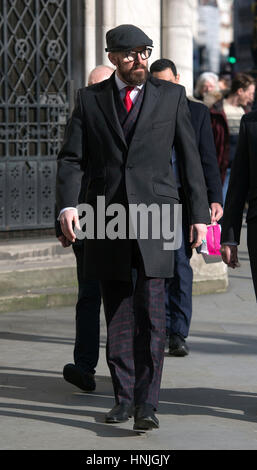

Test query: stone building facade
[85,0,197,95]
[0,0,227,304]
[0,0,198,234]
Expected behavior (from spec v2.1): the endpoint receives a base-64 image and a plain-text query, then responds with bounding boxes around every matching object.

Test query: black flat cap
[105,24,153,52]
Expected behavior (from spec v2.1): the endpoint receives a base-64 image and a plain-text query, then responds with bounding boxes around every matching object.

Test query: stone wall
[84,0,197,94]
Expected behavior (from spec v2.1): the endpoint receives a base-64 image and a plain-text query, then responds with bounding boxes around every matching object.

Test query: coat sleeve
[221,116,249,244]
[174,87,211,225]
[210,111,229,184]
[198,106,223,205]
[56,89,86,212]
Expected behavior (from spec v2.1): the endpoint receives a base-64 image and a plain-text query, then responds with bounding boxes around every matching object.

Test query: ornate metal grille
[0,0,71,230]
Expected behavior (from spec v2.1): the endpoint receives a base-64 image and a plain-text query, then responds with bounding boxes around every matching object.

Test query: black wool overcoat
[187,99,223,206]
[221,111,257,244]
[56,73,210,280]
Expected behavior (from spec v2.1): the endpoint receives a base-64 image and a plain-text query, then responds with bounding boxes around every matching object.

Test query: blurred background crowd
[192,1,257,202]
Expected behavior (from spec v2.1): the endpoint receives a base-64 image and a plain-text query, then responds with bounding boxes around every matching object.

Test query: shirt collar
[115,71,144,91]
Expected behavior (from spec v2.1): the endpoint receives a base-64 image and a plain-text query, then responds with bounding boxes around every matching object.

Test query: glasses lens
[125,48,152,62]
[126,51,137,62]
[141,48,152,60]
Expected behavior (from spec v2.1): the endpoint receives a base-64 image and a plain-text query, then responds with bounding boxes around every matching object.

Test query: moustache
[132,64,147,70]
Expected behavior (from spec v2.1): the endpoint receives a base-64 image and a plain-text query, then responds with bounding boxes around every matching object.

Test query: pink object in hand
[206,224,221,256]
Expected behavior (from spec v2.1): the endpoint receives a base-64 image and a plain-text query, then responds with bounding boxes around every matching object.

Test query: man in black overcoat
[150,59,223,357]
[221,111,257,299]
[56,24,210,431]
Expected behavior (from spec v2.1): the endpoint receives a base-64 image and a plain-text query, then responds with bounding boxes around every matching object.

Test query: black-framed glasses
[123,47,152,62]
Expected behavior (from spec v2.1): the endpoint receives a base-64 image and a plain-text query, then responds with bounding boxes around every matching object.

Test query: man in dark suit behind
[55,66,114,394]
[56,24,210,431]
[221,111,257,299]
[150,59,223,356]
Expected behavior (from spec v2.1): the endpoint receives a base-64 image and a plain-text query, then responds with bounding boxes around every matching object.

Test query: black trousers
[165,190,193,338]
[247,218,257,300]
[72,243,102,374]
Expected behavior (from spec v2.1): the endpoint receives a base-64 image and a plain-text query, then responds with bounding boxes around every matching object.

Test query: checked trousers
[100,244,166,410]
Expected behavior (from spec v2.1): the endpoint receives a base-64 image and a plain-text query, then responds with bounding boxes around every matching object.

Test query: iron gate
[0,0,72,230]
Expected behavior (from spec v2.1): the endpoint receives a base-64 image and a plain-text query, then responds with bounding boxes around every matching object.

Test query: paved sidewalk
[0,222,257,450]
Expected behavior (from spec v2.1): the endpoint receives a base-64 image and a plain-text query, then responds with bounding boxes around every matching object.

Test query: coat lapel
[94,74,161,148]
[132,76,161,140]
[95,75,128,149]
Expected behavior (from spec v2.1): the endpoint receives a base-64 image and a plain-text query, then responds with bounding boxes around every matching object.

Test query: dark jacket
[221,111,257,245]
[210,99,230,184]
[187,99,223,205]
[56,73,210,280]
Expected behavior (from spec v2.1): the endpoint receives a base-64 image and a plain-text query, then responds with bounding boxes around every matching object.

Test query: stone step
[0,238,78,311]
[0,287,78,313]
[0,237,228,312]
[190,250,228,294]
[0,264,77,296]
[0,237,73,261]
[0,237,76,296]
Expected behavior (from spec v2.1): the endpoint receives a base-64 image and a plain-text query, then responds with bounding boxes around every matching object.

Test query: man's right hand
[189,223,208,249]
[59,208,80,243]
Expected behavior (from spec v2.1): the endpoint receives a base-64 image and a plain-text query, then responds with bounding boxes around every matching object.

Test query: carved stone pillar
[101,0,117,66]
[85,0,96,83]
[162,0,198,95]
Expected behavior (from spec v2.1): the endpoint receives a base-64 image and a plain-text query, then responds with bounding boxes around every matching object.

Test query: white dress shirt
[115,73,144,103]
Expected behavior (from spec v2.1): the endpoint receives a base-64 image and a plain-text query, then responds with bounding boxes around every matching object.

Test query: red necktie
[123,86,134,112]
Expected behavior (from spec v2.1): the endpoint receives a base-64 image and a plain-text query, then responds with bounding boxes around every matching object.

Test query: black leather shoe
[133,404,159,430]
[105,403,132,423]
[169,334,189,357]
[63,363,96,391]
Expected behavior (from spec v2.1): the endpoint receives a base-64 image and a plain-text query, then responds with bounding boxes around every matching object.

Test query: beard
[117,61,148,85]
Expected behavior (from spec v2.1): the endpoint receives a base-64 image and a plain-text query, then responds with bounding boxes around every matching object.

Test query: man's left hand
[210,202,223,223]
[220,244,240,268]
[58,234,72,248]
[189,223,208,249]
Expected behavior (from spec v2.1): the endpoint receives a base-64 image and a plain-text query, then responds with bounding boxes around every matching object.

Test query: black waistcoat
[113,85,145,145]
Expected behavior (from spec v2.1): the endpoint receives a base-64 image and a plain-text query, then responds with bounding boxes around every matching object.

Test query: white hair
[194,72,219,97]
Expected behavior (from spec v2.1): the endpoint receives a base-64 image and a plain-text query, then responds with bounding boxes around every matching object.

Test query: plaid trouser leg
[133,271,166,410]
[101,253,166,410]
[101,280,135,405]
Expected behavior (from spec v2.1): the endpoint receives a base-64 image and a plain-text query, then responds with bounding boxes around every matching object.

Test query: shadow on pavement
[0,369,136,437]
[0,330,107,349]
[0,367,256,438]
[187,330,257,355]
[159,387,257,424]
